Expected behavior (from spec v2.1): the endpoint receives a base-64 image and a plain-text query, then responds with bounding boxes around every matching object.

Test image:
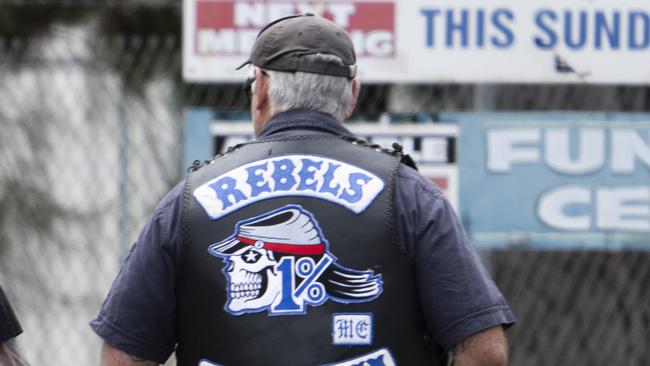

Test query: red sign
[195,0,395,57]
[430,177,448,191]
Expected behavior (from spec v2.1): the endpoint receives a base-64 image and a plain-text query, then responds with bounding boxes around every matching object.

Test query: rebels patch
[208,205,383,316]
[193,155,385,220]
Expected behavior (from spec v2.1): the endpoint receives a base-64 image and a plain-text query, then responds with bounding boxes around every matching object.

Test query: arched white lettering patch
[193,155,385,220]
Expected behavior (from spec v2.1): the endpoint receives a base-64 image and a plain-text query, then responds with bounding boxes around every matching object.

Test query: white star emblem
[244,250,259,263]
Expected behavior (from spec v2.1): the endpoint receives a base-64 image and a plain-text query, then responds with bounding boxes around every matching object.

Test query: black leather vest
[178,135,435,366]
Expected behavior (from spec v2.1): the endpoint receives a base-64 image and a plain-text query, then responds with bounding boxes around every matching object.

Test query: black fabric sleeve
[0,286,22,343]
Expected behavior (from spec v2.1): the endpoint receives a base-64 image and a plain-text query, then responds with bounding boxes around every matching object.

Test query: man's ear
[253,67,269,111]
[344,78,361,120]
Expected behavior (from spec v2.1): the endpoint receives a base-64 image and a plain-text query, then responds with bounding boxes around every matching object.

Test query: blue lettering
[476,9,486,48]
[340,173,372,204]
[297,159,322,191]
[446,9,470,48]
[208,177,245,210]
[534,10,558,49]
[246,162,270,198]
[420,9,441,47]
[594,11,620,50]
[337,319,354,339]
[355,320,370,338]
[272,159,296,191]
[319,163,341,196]
[491,9,514,48]
[564,11,588,49]
[629,12,650,49]
[273,257,300,312]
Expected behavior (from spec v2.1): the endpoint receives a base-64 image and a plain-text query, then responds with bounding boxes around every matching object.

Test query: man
[92,14,515,366]
[0,286,30,366]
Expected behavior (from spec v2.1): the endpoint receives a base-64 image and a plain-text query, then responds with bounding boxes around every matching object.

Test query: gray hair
[265,53,355,121]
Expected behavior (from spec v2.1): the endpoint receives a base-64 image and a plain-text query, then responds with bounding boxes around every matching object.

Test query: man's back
[92,14,514,365]
[177,134,434,365]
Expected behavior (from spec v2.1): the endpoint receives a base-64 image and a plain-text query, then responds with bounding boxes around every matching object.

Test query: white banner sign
[183,0,650,84]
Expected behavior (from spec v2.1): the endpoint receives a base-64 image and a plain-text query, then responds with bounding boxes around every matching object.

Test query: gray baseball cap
[237,14,357,79]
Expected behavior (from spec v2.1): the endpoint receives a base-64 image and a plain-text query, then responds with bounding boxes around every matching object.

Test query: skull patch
[222,246,281,312]
[209,205,383,316]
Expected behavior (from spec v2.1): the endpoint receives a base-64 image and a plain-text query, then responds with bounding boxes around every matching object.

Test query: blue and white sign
[458,113,650,250]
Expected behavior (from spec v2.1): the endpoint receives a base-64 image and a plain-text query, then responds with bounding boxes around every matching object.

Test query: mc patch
[332,313,373,345]
[208,205,383,316]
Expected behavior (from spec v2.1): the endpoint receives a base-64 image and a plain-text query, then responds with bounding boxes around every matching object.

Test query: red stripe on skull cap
[237,236,325,255]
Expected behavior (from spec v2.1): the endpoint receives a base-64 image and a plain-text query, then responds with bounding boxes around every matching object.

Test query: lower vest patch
[208,205,383,316]
[322,348,396,366]
[198,360,222,366]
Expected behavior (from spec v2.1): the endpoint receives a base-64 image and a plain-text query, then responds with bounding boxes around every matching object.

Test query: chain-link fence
[0,2,648,365]
[494,250,650,365]
[0,4,182,364]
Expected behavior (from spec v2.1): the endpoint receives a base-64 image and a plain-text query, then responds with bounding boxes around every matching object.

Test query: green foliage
[0,3,183,96]
[96,5,182,96]
[0,4,89,37]
[0,3,184,254]
[0,180,67,252]
[0,106,67,255]
[98,4,181,36]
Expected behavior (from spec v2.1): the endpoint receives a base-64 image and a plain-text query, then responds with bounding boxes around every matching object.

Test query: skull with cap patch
[209,206,325,313]
[209,205,383,315]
